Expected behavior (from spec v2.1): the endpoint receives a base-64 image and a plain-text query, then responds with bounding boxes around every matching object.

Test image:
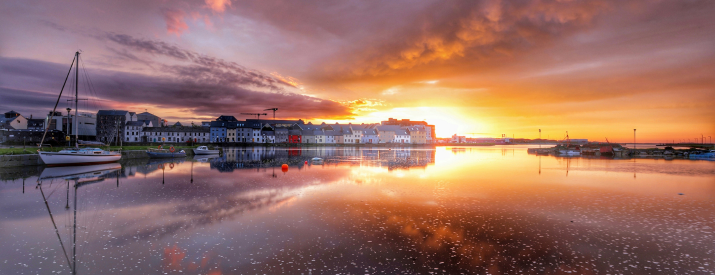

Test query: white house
[143,126,210,143]
[393,129,411,144]
[124,120,152,142]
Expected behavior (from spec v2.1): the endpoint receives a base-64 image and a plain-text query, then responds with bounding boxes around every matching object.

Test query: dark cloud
[0,57,353,120]
[99,32,295,89]
[315,0,626,78]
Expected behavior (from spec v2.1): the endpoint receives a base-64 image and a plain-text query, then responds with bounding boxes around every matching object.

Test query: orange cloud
[163,9,189,36]
[205,0,231,13]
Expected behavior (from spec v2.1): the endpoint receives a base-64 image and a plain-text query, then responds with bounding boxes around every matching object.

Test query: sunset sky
[1,0,713,142]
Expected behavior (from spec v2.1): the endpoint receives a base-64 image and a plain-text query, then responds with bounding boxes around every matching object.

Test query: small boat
[193,146,220,155]
[147,148,186,158]
[689,150,715,160]
[39,148,121,166]
[311,157,324,164]
[558,148,581,156]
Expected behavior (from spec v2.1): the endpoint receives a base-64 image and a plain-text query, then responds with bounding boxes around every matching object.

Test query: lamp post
[633,129,636,151]
[66,108,71,146]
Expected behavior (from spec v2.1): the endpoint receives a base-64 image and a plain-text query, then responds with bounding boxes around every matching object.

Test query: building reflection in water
[1,146,713,274]
[212,147,435,172]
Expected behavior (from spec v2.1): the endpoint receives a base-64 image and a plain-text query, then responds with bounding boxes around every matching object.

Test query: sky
[0,0,713,142]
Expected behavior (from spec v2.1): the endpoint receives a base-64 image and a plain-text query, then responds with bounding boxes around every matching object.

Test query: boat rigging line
[39,54,76,148]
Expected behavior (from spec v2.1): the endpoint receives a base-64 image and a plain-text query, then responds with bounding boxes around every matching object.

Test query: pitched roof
[324,130,340,136]
[376,125,401,131]
[4,110,20,118]
[97,110,129,116]
[210,121,228,127]
[363,129,377,135]
[143,126,209,132]
[216,115,238,122]
[395,129,409,135]
[137,112,159,118]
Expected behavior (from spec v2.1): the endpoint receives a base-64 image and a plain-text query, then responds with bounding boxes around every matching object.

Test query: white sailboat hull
[38,151,122,165]
[558,150,581,156]
[193,149,220,155]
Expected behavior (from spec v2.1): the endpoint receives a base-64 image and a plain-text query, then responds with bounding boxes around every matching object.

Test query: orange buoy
[304,160,308,164]
[158,145,162,149]
[281,164,288,173]
[169,146,175,152]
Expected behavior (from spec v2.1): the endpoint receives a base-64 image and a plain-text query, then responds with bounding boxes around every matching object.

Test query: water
[1,146,713,274]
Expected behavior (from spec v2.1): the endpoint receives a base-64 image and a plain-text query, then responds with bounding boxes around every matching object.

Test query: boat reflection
[37,163,122,275]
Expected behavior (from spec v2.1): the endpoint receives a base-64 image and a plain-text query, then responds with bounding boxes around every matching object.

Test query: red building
[288,130,302,143]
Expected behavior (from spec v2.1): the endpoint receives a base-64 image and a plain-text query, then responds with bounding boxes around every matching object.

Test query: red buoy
[281,164,288,173]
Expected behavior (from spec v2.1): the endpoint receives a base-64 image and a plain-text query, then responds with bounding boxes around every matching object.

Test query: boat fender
[170,146,175,152]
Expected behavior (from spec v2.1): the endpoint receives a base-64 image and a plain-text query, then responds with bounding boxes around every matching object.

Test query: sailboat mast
[75,51,79,148]
[72,181,77,275]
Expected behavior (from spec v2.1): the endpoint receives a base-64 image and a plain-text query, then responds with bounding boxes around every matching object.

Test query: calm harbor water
[1,146,714,274]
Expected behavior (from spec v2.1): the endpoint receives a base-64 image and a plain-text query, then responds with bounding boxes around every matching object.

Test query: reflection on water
[0,146,713,274]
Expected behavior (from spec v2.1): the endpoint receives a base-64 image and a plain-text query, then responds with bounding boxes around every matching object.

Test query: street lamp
[66,108,71,146]
[633,129,636,151]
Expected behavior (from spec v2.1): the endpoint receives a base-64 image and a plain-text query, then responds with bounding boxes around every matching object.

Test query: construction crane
[241,113,267,120]
[264,108,278,120]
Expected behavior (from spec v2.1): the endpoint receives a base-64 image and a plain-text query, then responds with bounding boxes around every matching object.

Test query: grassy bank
[0,142,441,155]
[0,145,204,155]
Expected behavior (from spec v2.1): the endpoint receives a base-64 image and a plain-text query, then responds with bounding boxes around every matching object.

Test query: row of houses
[200,115,434,144]
[2,109,437,145]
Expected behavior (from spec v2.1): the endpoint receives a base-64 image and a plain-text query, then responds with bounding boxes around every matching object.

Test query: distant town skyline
[1,0,713,142]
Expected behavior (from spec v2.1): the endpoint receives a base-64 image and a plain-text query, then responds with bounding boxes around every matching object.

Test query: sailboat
[557,131,581,156]
[38,51,121,165]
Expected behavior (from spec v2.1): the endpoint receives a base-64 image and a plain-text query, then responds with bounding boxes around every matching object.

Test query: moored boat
[147,148,187,158]
[193,146,220,155]
[39,148,121,166]
[558,148,581,156]
[689,150,715,160]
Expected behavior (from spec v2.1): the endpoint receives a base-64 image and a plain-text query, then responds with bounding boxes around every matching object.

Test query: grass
[0,144,209,155]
